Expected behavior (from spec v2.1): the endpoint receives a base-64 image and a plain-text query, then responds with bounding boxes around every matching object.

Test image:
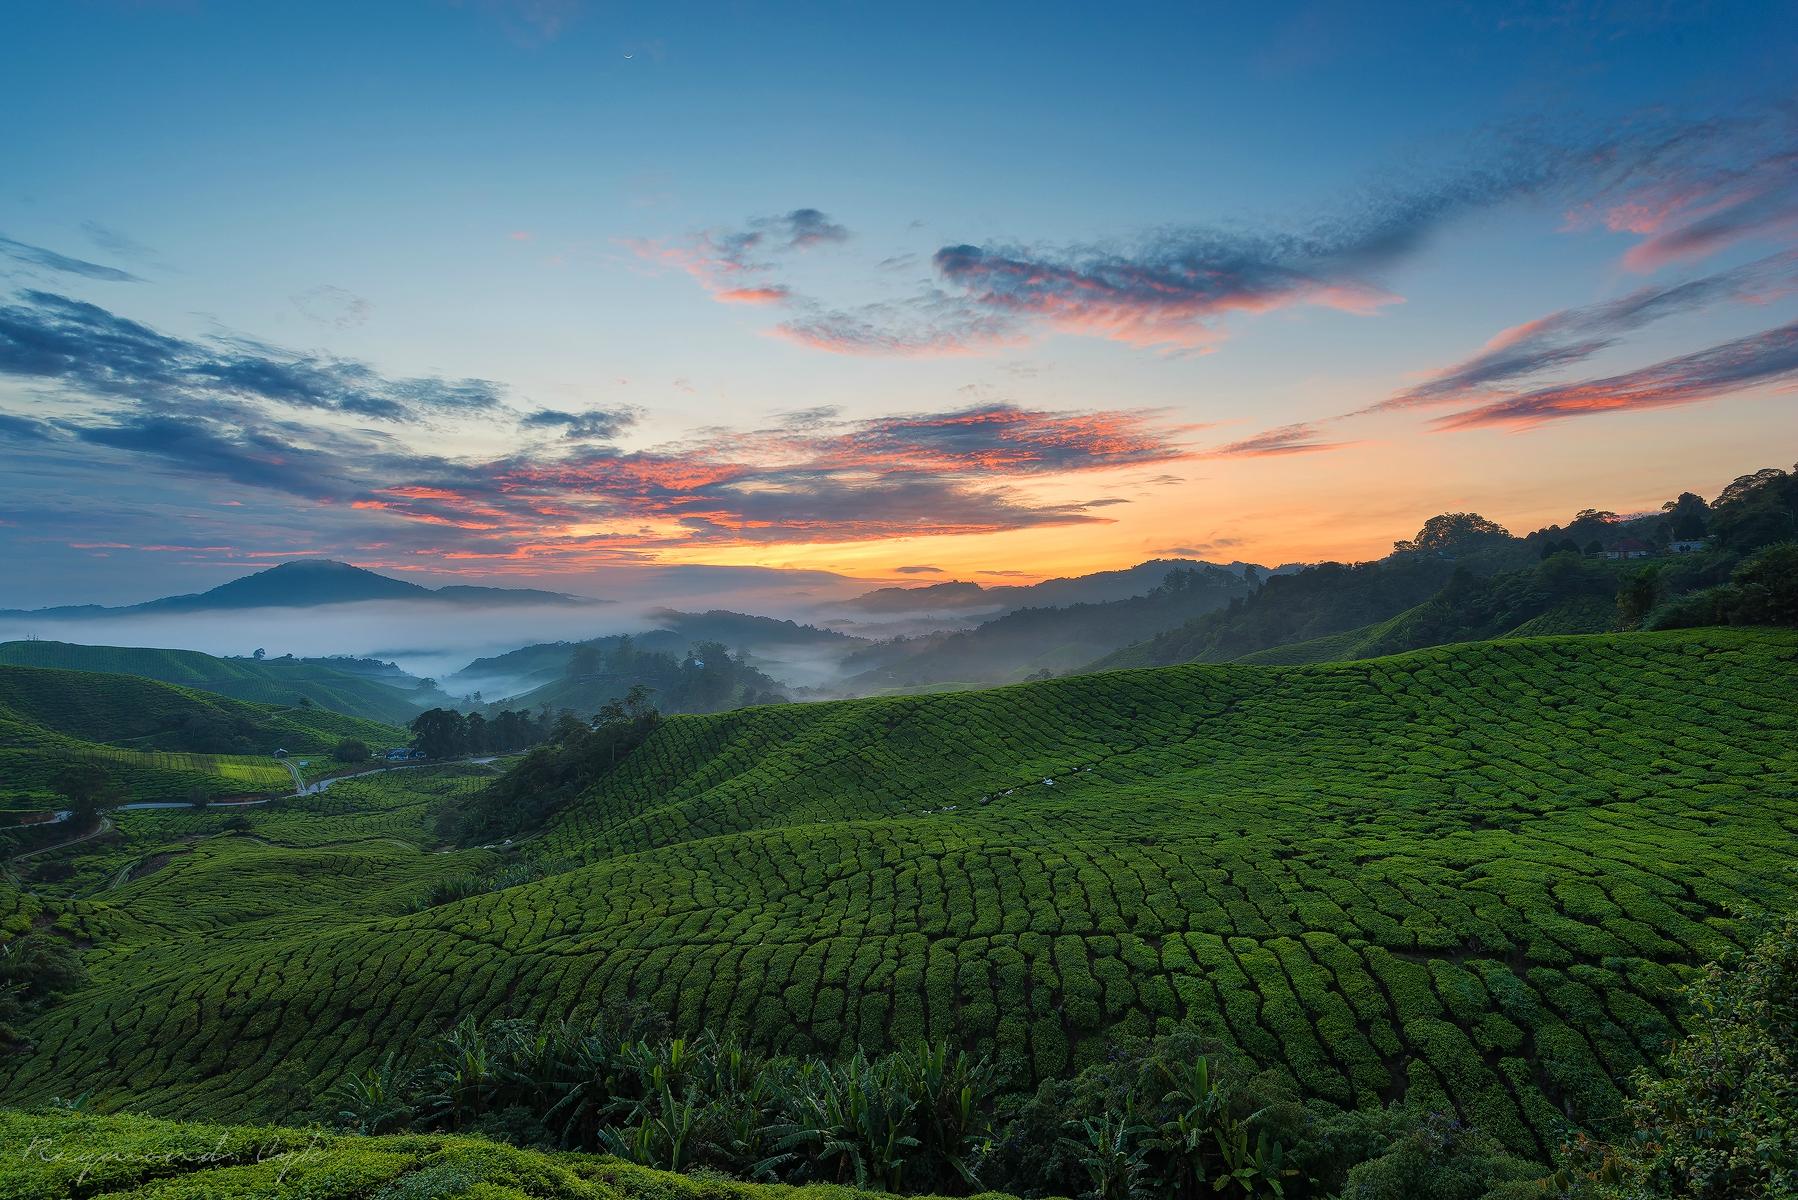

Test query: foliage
[518,639,790,717]
[1555,912,1797,1200]
[441,687,660,842]
[1,1105,1000,1200]
[409,705,550,758]
[1646,542,1798,631]
[334,737,371,763]
[325,1016,999,1195]
[1392,513,1512,558]
[0,888,86,1046]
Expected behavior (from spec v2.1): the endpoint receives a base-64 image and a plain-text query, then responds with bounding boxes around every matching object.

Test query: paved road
[7,815,114,862]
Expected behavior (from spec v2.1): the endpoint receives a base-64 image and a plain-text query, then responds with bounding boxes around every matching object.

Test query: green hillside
[3,628,1793,1171]
[0,664,403,816]
[0,640,438,724]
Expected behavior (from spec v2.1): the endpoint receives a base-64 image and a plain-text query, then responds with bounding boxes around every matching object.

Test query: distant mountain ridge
[2,560,598,616]
[839,557,1285,615]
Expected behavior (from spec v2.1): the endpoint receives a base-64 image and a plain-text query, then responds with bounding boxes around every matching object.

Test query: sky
[2,0,1796,608]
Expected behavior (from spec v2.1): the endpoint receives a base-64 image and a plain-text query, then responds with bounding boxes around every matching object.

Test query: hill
[0,664,402,819]
[839,557,1271,617]
[2,559,595,616]
[1097,466,1798,671]
[4,627,1792,1169]
[0,640,443,724]
[841,564,1251,690]
[446,610,859,699]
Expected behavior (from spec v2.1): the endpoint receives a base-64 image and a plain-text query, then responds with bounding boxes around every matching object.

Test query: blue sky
[2,0,1795,606]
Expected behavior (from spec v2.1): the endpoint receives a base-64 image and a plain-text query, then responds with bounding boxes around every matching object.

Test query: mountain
[839,563,1252,692]
[836,557,1278,617]
[1,560,596,616]
[445,609,862,698]
[0,640,446,724]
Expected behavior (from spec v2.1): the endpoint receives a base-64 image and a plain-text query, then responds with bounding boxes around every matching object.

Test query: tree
[463,712,488,756]
[252,647,266,660]
[55,763,122,823]
[1664,491,1710,541]
[1393,513,1511,557]
[569,644,602,678]
[409,709,466,759]
[1713,466,1788,509]
[333,738,370,764]
[1615,566,1662,630]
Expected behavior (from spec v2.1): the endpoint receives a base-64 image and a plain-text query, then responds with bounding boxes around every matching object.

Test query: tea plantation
[2,629,1794,1168]
[0,665,402,820]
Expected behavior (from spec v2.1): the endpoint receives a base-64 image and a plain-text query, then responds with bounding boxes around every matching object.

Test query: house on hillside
[1668,539,1708,554]
[1600,538,1654,560]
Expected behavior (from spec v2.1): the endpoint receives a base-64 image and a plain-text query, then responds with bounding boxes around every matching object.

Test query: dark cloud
[1434,319,1798,429]
[777,208,851,249]
[76,414,354,500]
[0,412,53,440]
[0,290,503,421]
[1203,422,1352,457]
[0,234,142,283]
[521,407,639,440]
[1371,252,1798,412]
[892,565,943,574]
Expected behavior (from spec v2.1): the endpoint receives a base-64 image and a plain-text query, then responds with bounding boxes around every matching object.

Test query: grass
[0,664,402,818]
[0,1107,1000,1200]
[0,628,1793,1168]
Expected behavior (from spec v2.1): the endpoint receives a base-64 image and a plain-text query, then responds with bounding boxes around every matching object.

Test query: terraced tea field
[3,629,1794,1162]
[0,665,402,822]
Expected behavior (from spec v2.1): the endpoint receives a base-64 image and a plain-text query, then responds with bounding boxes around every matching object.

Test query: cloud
[1203,422,1352,457]
[1371,251,1798,412]
[776,109,1795,357]
[75,414,357,501]
[1161,537,1243,557]
[0,290,504,422]
[292,285,373,330]
[521,407,639,440]
[630,207,850,304]
[777,208,851,249]
[1435,319,1798,430]
[714,285,791,305]
[1575,124,1798,271]
[775,293,1021,356]
[0,412,52,440]
[892,565,942,574]
[0,234,142,283]
[80,222,156,261]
